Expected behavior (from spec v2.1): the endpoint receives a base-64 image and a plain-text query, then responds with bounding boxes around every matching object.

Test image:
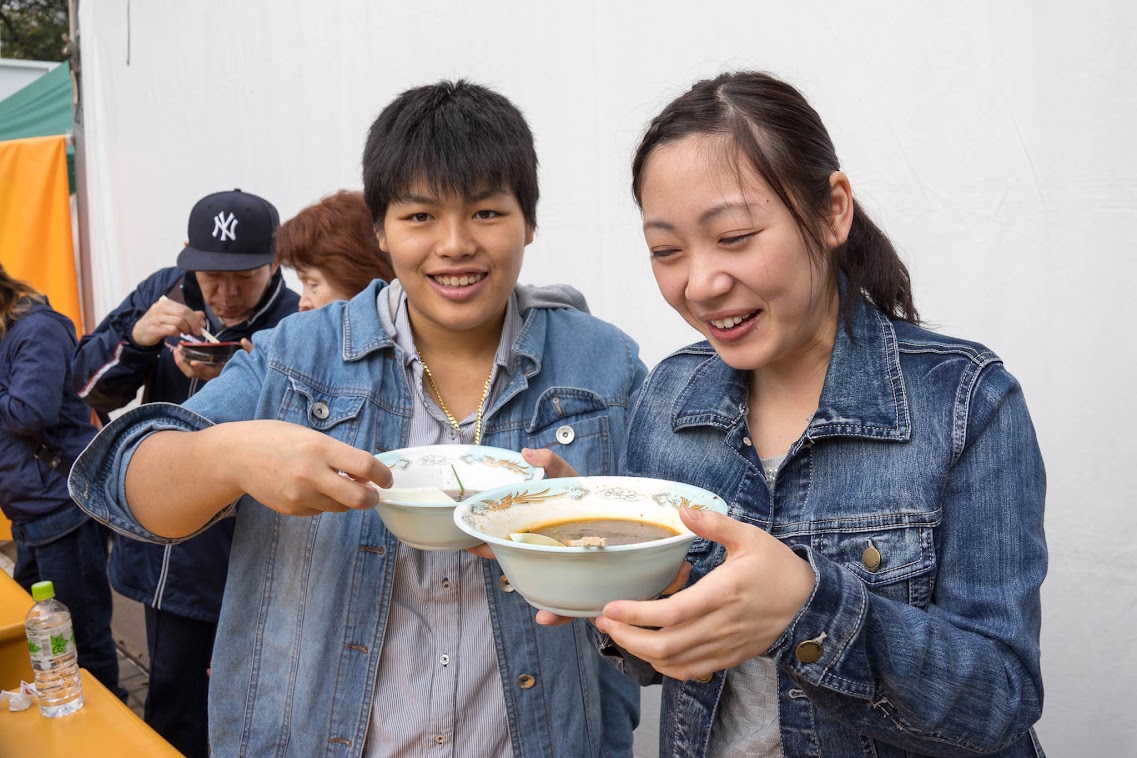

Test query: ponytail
[835,200,918,324]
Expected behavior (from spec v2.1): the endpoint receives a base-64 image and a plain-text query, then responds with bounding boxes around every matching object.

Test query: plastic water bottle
[24,580,84,717]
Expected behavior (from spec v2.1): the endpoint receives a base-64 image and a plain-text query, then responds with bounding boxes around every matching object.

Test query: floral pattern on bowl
[372,444,544,551]
[453,476,729,616]
[468,482,718,518]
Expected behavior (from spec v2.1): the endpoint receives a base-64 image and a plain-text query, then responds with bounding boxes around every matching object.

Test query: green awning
[0,61,75,190]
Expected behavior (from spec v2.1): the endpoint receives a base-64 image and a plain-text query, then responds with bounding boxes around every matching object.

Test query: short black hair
[362,80,539,229]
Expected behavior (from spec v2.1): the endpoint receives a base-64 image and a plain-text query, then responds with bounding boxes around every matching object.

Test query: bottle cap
[30,581,55,602]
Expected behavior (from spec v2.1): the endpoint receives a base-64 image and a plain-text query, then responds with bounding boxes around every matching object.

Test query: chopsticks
[159,295,220,342]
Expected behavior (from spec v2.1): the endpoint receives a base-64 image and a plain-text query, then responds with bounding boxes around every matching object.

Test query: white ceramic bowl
[374,445,544,551]
[453,476,729,616]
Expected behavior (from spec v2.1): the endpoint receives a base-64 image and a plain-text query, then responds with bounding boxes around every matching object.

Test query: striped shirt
[363,289,521,758]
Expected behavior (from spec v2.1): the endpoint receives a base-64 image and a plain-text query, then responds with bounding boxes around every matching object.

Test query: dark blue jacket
[72,266,299,621]
[1,300,97,539]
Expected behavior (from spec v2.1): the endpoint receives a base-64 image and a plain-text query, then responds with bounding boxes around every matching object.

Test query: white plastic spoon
[509,532,566,547]
[374,486,456,503]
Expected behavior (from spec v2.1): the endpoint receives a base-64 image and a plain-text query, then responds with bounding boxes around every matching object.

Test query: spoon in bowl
[373,485,456,503]
[509,532,566,547]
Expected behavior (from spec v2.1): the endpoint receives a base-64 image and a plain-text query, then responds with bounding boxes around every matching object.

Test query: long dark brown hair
[0,263,45,340]
[631,71,919,326]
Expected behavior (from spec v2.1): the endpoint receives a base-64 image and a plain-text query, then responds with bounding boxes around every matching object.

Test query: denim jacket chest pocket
[277,376,368,447]
[524,387,613,476]
[809,518,939,608]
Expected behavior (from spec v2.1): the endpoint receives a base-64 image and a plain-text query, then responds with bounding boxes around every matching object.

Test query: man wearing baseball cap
[72,188,299,758]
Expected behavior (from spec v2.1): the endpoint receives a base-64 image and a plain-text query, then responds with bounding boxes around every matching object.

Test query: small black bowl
[178,341,242,365]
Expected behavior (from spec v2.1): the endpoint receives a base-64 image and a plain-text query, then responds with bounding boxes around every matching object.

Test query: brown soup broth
[528,517,679,546]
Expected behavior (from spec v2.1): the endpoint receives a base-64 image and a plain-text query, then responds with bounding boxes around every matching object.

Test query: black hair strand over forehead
[362,79,539,229]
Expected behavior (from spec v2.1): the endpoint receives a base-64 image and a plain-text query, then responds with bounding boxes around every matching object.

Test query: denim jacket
[611,293,1046,758]
[70,281,645,757]
[1,301,96,538]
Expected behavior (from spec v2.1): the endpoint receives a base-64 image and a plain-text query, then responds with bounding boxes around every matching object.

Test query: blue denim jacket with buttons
[610,292,1046,758]
[69,280,646,758]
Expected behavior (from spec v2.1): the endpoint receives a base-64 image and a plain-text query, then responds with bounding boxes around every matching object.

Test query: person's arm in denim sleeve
[71,325,391,542]
[68,402,228,543]
[69,339,278,542]
[768,362,1046,755]
[0,315,69,435]
[586,622,662,687]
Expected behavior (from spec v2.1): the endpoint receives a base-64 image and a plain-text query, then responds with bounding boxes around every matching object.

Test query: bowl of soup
[373,445,544,551]
[178,340,243,365]
[453,476,728,616]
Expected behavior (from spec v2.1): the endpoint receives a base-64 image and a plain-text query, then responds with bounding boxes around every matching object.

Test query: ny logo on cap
[212,211,239,242]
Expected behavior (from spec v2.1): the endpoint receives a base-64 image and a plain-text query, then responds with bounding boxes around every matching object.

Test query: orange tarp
[0,134,82,334]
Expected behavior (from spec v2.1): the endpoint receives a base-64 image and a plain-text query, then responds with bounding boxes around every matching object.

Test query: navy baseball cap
[176,189,280,272]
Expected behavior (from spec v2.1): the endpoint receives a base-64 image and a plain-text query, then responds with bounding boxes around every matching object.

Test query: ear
[524,224,535,247]
[375,228,388,253]
[825,171,854,249]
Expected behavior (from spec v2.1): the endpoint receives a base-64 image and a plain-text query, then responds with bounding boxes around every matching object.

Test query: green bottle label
[26,628,75,664]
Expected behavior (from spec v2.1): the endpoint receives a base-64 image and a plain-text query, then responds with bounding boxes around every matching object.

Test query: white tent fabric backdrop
[78,1,1136,754]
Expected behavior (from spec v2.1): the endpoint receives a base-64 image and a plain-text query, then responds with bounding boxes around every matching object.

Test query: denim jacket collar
[672,289,911,443]
[339,280,548,423]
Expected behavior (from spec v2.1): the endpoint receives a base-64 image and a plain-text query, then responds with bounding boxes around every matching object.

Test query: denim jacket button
[516,674,536,689]
[795,639,824,663]
[861,544,881,571]
[556,425,575,444]
[696,673,713,683]
[311,401,330,420]
[499,574,514,592]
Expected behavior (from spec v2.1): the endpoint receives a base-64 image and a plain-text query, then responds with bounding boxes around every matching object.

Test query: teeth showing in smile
[433,273,485,287]
[710,312,755,330]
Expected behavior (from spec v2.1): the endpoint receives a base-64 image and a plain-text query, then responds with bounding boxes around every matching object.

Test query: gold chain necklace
[420,360,493,444]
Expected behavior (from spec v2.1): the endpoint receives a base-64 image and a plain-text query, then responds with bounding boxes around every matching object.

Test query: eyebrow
[643,201,759,232]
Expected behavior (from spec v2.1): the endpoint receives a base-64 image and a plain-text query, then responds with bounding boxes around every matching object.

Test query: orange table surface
[0,668,182,757]
[0,571,32,628]
[0,573,34,686]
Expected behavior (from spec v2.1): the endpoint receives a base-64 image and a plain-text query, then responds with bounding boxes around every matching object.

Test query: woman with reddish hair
[276,190,395,310]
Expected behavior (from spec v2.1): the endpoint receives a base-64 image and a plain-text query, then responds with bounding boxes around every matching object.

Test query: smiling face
[640,134,844,373]
[377,184,533,343]
[194,264,276,326]
[296,266,353,311]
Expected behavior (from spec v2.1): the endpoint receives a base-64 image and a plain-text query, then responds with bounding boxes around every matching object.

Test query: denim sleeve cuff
[766,544,875,699]
[69,402,236,545]
[586,622,660,686]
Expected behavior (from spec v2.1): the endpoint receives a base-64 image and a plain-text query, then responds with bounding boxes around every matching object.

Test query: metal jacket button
[311,401,330,420]
[499,575,514,592]
[861,542,881,572]
[516,674,536,689]
[556,425,575,444]
[696,673,713,683]
[795,639,824,663]
[796,640,823,663]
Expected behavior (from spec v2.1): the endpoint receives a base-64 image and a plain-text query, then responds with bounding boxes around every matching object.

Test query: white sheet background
[77,1,1136,753]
